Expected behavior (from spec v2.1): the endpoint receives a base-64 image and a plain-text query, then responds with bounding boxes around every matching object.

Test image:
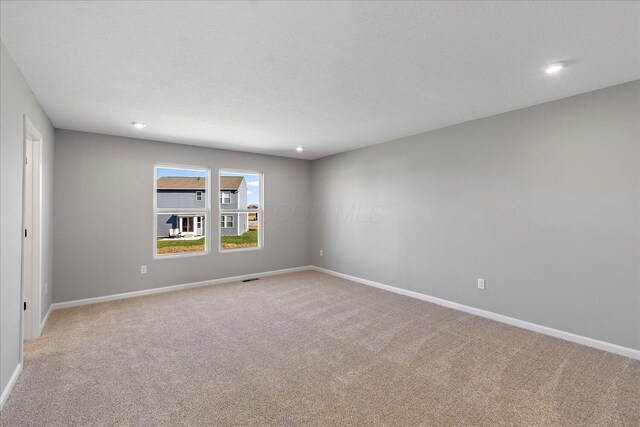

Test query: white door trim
[195,215,203,236]
[21,115,43,344]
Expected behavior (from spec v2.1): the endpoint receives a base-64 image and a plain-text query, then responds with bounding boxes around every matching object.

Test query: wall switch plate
[44,282,48,294]
[477,278,485,290]
[141,265,147,274]
[319,249,323,257]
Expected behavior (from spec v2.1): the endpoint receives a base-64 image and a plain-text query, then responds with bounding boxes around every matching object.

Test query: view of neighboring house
[156,177,206,237]
[156,175,249,238]
[220,176,249,236]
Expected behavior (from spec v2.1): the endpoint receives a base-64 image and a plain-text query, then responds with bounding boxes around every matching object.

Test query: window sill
[218,246,263,254]
[153,250,210,260]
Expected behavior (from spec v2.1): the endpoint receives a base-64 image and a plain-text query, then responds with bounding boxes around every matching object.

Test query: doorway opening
[21,115,43,347]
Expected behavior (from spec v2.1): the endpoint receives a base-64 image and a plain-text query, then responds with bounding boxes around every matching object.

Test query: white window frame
[154,163,211,259]
[220,191,231,204]
[195,191,203,202]
[219,168,264,253]
[221,215,234,228]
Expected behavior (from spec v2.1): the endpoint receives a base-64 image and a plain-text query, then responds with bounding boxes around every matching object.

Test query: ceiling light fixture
[296,147,305,152]
[544,61,566,74]
[131,121,147,129]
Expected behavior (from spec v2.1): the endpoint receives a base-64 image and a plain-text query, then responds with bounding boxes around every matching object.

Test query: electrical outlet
[319,249,323,257]
[477,278,485,290]
[141,265,147,274]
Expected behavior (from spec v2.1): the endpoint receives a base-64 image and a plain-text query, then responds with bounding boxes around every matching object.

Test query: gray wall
[311,81,640,351]
[53,129,312,303]
[1,42,55,396]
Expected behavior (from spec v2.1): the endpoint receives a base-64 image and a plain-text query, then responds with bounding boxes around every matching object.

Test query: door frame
[21,115,43,346]
[180,215,194,233]
[194,215,203,236]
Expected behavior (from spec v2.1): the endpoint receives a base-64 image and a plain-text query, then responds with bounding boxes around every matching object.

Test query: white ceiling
[1,1,639,160]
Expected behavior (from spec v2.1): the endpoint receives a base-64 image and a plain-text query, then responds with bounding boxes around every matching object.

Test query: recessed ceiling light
[131,121,147,129]
[545,61,566,74]
[296,147,305,152]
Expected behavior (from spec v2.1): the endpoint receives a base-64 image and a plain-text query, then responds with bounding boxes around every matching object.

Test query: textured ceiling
[1,1,639,159]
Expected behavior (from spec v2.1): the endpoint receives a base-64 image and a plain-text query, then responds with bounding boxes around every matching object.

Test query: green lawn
[157,237,205,249]
[156,230,257,251]
[221,230,258,248]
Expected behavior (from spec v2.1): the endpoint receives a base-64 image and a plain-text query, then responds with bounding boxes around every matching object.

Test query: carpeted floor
[1,270,639,426]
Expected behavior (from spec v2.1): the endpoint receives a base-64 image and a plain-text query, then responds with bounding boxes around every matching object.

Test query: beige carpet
[1,270,638,426]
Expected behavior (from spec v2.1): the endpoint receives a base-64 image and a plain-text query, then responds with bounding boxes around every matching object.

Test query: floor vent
[242,278,260,282]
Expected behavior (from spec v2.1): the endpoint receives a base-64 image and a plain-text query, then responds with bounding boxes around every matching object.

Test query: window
[219,169,263,251]
[220,191,231,204]
[221,215,234,228]
[154,165,210,257]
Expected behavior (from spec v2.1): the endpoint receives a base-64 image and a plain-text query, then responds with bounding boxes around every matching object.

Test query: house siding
[220,189,239,209]
[157,189,206,209]
[238,212,248,234]
[238,180,248,210]
[220,213,238,236]
[237,180,248,234]
[220,183,247,236]
[157,214,177,237]
[220,179,249,235]
[220,213,248,236]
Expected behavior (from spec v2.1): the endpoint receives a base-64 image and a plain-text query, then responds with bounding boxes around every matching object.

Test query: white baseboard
[40,304,53,335]
[310,266,640,361]
[51,266,312,310]
[0,363,22,411]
